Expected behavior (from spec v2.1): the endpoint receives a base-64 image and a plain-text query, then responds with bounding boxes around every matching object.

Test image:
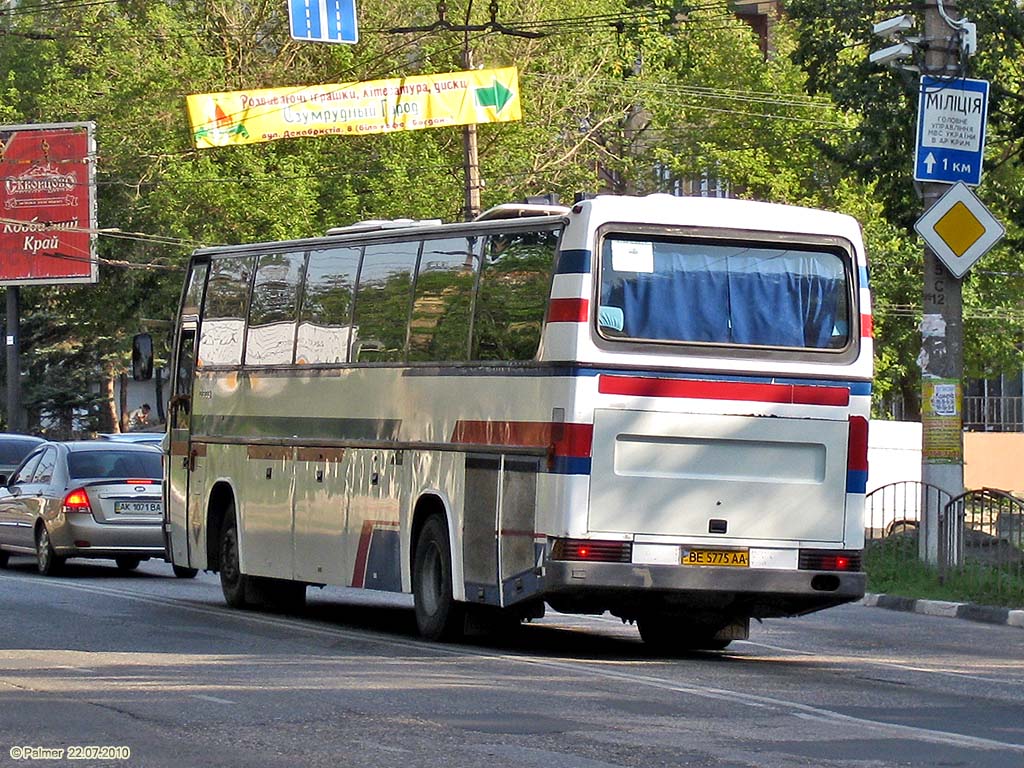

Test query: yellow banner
[186,67,521,148]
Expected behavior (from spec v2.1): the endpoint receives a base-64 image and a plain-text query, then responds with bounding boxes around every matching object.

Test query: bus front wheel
[412,515,464,641]
[219,511,253,609]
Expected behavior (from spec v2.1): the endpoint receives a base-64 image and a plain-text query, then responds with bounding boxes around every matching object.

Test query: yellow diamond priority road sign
[915,182,1005,278]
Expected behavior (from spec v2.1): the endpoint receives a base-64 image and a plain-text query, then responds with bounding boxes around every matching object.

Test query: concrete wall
[870,420,1024,494]
[964,432,1024,494]
[867,420,923,494]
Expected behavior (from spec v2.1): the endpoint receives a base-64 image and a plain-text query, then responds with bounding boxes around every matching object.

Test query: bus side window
[246,251,305,366]
[473,229,558,361]
[408,237,480,363]
[297,246,359,365]
[197,256,254,367]
[351,241,419,363]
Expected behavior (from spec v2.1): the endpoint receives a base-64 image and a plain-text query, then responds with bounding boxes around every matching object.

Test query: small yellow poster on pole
[922,378,963,463]
[186,67,521,149]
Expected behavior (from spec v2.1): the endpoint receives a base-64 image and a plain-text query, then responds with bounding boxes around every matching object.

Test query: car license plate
[681,548,749,567]
[114,501,162,515]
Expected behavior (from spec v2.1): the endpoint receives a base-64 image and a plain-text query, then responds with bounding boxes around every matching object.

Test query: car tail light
[124,478,154,484]
[63,488,93,515]
[551,538,632,563]
[799,549,862,571]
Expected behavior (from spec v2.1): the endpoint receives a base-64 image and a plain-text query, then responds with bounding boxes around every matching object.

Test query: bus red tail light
[799,550,862,572]
[551,538,632,563]
[62,488,93,515]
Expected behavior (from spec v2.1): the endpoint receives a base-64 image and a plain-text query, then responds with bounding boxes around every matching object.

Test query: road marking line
[191,694,236,704]
[7,575,1024,755]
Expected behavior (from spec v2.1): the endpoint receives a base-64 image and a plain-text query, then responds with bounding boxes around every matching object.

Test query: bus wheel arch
[410,495,463,641]
[205,481,236,572]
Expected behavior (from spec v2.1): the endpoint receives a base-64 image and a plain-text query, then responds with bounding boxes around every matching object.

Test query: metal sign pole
[5,286,23,433]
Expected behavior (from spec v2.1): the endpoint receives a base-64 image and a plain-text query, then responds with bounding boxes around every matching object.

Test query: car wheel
[412,515,463,641]
[172,564,199,579]
[35,526,65,576]
[219,508,253,608]
[115,557,141,572]
[0,550,8,569]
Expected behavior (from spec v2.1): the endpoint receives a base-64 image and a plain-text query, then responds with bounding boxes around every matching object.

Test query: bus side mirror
[132,333,154,381]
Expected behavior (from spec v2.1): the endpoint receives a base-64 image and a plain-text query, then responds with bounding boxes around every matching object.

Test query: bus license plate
[114,501,162,515]
[681,549,749,567]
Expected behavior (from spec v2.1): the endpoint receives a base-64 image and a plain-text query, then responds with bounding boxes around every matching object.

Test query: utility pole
[387,1,540,221]
[461,37,481,220]
[919,0,965,562]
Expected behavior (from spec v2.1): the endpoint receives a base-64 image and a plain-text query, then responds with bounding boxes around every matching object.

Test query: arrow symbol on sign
[924,153,936,174]
[475,79,513,113]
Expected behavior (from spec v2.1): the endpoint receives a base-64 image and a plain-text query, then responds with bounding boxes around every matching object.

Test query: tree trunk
[98,371,117,433]
[118,372,129,433]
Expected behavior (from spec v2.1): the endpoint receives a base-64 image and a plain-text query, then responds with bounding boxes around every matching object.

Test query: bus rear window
[598,236,851,350]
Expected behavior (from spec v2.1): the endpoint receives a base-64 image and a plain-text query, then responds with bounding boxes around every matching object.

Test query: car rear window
[68,450,162,480]
[0,439,42,464]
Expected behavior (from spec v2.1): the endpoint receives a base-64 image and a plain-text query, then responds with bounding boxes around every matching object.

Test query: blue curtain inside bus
[601,240,846,349]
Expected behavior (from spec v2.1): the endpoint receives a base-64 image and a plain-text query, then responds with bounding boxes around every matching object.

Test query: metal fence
[940,489,1024,603]
[962,396,1024,432]
[864,481,1024,606]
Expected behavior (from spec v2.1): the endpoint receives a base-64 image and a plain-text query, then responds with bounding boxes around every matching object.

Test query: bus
[148,193,872,650]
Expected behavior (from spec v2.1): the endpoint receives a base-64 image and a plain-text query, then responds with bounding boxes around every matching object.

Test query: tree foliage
[6,0,1019,427]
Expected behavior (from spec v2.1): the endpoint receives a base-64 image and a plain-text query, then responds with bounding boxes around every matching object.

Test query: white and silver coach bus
[150,193,872,650]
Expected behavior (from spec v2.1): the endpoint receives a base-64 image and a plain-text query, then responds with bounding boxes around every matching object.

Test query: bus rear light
[551,538,632,563]
[799,550,862,572]
[63,488,93,515]
[847,416,869,473]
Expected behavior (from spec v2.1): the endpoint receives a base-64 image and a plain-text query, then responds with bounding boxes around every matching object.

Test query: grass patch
[865,534,1024,610]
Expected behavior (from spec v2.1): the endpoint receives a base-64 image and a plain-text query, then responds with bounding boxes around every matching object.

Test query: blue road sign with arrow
[913,76,989,186]
[288,0,358,44]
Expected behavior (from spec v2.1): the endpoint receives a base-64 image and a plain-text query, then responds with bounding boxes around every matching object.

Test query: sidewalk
[865,593,1024,629]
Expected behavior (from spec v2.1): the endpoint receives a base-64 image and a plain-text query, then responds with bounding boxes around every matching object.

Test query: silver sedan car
[0,441,164,575]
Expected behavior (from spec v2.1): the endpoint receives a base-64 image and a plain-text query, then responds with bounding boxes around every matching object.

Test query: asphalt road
[0,557,1022,768]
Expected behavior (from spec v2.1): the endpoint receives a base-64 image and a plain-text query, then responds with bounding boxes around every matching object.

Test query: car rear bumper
[48,516,165,558]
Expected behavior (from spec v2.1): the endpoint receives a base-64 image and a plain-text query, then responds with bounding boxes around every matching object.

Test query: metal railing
[963,396,1024,432]
[864,481,1024,607]
[940,488,1024,603]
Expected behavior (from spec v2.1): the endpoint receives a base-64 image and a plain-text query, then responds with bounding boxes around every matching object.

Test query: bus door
[166,323,199,567]
[166,260,208,568]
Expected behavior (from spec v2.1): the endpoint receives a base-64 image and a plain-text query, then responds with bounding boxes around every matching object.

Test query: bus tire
[172,565,199,579]
[412,515,464,641]
[219,511,253,609]
[637,615,732,653]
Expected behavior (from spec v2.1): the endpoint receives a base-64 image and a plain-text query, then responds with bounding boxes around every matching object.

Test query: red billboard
[0,122,97,285]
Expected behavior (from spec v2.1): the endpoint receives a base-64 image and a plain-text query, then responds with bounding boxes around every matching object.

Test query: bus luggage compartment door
[588,409,849,543]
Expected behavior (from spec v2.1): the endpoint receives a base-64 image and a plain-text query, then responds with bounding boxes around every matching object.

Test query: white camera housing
[872,14,916,38]
[869,42,915,66]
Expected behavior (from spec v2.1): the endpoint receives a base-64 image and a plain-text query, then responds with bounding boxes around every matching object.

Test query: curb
[864,593,1024,629]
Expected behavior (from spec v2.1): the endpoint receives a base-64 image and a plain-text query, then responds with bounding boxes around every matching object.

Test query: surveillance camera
[869,42,915,67]
[872,14,915,38]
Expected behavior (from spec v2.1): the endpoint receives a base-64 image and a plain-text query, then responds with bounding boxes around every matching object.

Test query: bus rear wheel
[412,515,463,641]
[637,615,732,653]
